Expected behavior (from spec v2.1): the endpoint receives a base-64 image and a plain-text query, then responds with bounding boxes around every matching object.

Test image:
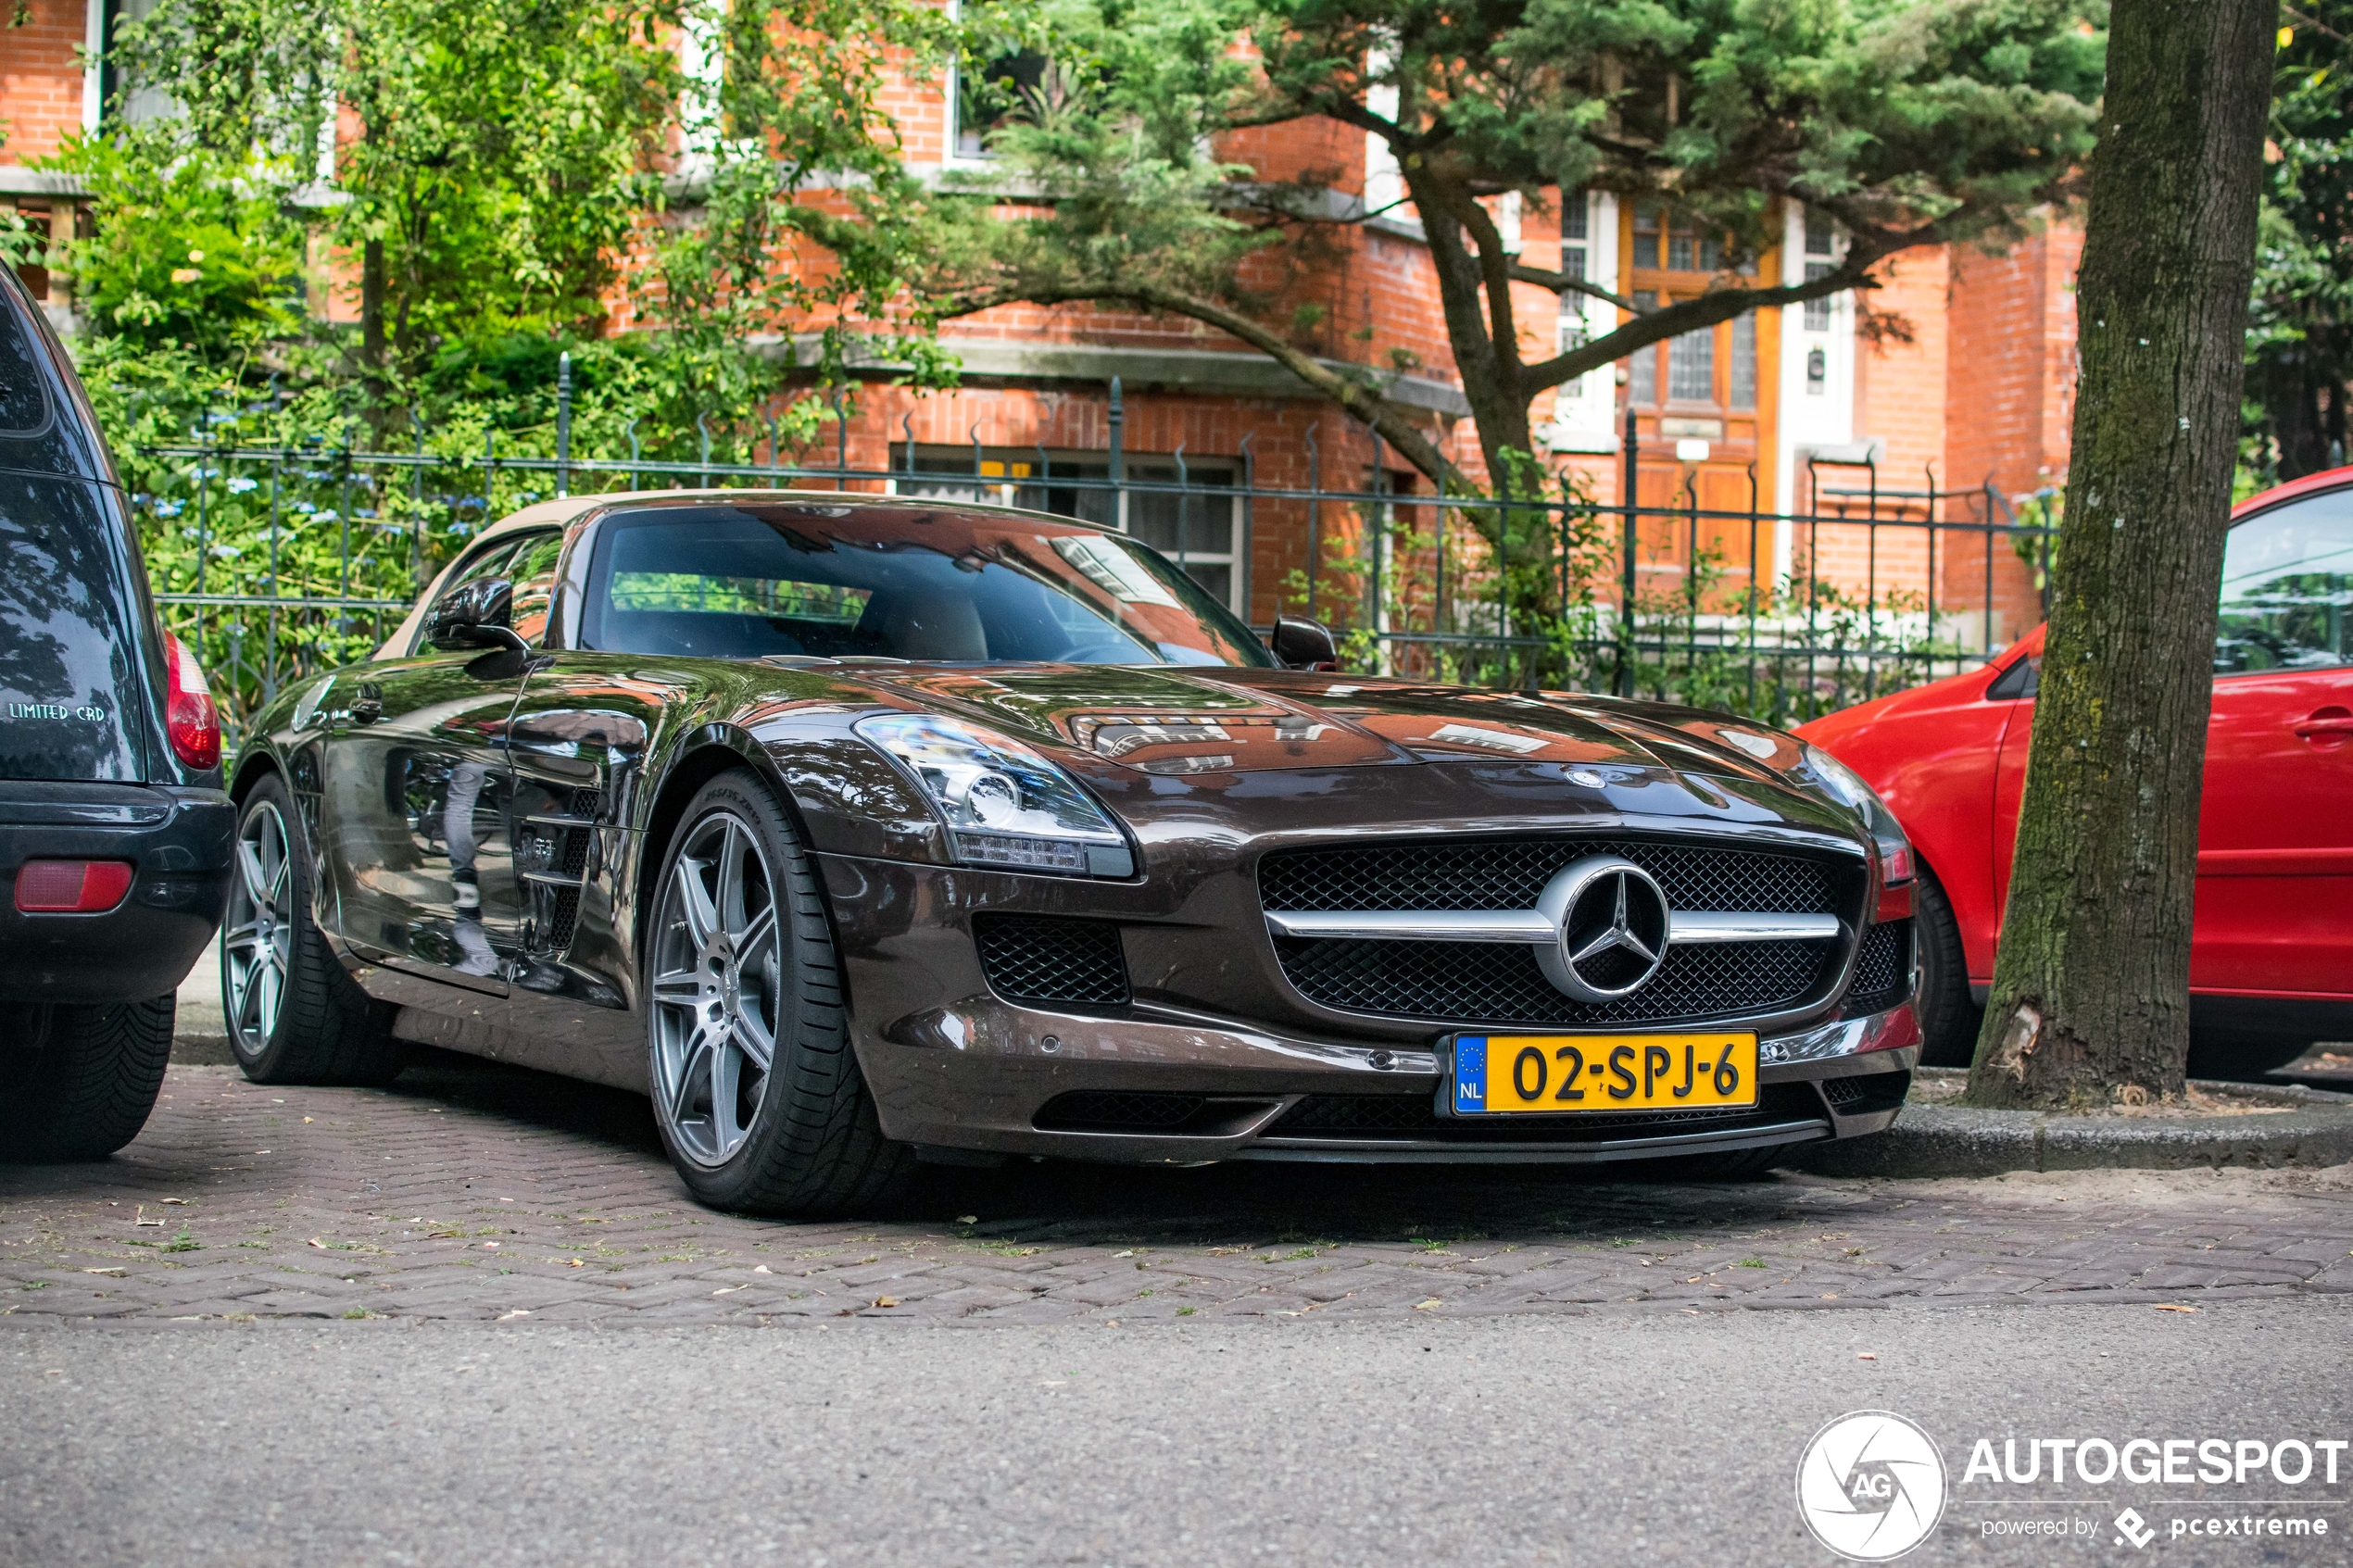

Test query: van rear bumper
[0,782,234,1004]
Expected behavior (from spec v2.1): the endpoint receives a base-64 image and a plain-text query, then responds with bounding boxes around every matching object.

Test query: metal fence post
[1305,422,1321,624]
[1107,377,1125,533]
[1237,431,1255,624]
[1617,398,1638,697]
[555,351,573,499]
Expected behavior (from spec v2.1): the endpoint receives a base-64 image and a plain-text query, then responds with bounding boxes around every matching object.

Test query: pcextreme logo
[1796,1411,1950,1562]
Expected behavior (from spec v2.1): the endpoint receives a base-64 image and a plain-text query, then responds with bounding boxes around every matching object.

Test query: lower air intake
[972,914,1131,1007]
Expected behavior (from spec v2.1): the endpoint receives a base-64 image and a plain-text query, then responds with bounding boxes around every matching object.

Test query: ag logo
[1795,1410,1947,1561]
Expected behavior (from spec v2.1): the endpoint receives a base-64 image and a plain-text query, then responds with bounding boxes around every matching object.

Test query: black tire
[2187,1032,2318,1081]
[0,997,175,1161]
[643,769,916,1217]
[223,773,402,1086]
[1911,864,1982,1068]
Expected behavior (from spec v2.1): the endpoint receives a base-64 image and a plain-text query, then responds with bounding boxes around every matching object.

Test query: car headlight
[1800,744,1913,887]
[856,712,1135,877]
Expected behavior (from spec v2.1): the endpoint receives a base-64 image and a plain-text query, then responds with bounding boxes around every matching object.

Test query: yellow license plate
[1452,1034,1757,1114]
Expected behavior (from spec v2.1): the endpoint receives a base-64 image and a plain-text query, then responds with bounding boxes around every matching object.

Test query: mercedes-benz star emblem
[1534,856,1673,1001]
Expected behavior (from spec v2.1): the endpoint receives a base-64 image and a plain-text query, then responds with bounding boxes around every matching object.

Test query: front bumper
[825,853,1920,1166]
[0,782,233,1004]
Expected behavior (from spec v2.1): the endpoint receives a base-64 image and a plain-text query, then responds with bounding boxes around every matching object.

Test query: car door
[2192,485,2353,994]
[1986,489,2353,995]
[319,534,544,990]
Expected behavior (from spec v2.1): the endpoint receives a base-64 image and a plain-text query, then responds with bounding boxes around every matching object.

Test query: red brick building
[5,3,2066,646]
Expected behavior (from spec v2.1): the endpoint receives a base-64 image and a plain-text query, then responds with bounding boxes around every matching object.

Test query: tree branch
[938,281,1477,494]
[1520,238,1906,390]
[1506,262,1640,316]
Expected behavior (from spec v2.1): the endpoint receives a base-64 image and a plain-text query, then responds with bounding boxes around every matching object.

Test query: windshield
[578,502,1274,668]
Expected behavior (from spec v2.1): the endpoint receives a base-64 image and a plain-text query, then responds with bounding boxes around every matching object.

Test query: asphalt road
[6,1298,2349,1567]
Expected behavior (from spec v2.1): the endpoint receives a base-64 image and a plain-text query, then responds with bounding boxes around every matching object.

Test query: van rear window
[0,473,145,780]
[0,300,51,435]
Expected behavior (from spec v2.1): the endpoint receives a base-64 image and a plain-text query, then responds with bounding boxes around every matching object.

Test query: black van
[0,266,233,1160]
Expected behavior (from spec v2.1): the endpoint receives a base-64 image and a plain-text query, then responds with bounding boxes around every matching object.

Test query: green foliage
[38,132,303,352]
[2242,2,2353,484]
[934,0,2108,495]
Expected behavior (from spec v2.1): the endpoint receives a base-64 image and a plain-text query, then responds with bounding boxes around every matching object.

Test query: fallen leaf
[307,1237,327,1249]
[497,1310,531,1321]
[1112,1250,1134,1259]
[83,1267,126,1278]
[302,1117,313,1124]
[483,1242,500,1249]
[1857,1352,1877,1361]
[1685,1275,1703,1284]
[752,1264,773,1274]
[1414,1298,1442,1311]
[160,1198,189,1206]
[713,1285,748,1296]
[954,1215,978,1225]
[873,1296,900,1309]
[2153,1303,2199,1313]
[568,1259,584,1268]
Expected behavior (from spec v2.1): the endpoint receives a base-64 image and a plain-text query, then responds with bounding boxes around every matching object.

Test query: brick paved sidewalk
[5,1052,2353,1327]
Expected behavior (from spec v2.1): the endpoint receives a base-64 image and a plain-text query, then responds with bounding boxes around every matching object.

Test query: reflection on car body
[221,492,1924,1214]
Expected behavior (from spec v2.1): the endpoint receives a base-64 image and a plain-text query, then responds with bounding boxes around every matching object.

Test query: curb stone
[1791,1076,2353,1177]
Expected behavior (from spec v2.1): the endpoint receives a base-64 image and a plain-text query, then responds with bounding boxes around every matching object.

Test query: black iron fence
[135,401,2053,736]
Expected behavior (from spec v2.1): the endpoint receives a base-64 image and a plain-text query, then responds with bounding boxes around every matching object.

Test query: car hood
[849,664,1862,845]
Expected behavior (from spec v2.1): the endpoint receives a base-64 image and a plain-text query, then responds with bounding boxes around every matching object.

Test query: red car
[1801,466,2353,1074]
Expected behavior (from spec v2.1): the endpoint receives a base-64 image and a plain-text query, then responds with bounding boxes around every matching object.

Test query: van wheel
[1912,867,1982,1068]
[224,774,401,1085]
[644,769,916,1217]
[0,997,174,1161]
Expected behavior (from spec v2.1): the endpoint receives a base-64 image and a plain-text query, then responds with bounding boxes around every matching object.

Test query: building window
[894,446,1244,610]
[1803,209,1837,332]
[1730,311,1756,411]
[1667,325,1715,403]
[1631,205,1660,270]
[953,50,1048,157]
[1628,291,1658,405]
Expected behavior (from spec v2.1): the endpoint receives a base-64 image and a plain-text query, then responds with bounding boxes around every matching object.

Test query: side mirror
[426,578,526,653]
[1267,614,1338,671]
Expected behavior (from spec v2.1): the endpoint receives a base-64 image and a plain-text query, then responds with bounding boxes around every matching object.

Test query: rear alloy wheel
[223,775,400,1085]
[646,770,913,1216]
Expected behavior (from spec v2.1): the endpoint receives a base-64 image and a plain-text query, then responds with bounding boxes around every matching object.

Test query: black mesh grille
[1267,1083,1827,1144]
[1845,920,1912,1014]
[1259,837,1842,915]
[973,915,1131,1007]
[1272,935,1836,1026]
[1258,836,1856,1026]
[1822,1071,1910,1116]
[1034,1091,1206,1131]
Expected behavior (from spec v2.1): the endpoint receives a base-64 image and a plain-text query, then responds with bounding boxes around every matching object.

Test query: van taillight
[14,859,135,913]
[161,633,221,771]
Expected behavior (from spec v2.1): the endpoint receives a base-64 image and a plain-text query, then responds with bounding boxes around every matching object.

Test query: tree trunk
[1964,0,2274,1108]
[360,237,387,433]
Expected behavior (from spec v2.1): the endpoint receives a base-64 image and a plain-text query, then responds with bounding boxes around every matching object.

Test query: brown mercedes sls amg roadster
[221,492,1919,1213]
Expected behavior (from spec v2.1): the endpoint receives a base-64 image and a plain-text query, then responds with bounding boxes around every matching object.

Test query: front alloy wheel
[640,769,914,1216]
[649,808,782,1167]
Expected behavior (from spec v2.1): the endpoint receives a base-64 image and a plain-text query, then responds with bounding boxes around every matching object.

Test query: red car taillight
[161,632,221,771]
[14,859,135,913]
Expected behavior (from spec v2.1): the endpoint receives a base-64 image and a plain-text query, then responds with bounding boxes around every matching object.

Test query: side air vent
[972,914,1131,1008]
[1844,920,1914,1015]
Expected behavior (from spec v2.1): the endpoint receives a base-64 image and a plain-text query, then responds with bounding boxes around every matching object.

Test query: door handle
[2294,706,2353,744]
